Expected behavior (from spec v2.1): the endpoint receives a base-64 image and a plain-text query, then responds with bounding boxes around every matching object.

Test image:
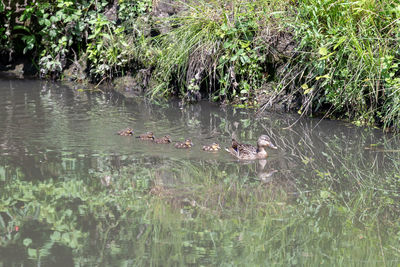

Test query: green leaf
[50,16,58,23]
[62,232,71,243]
[0,214,5,228]
[34,205,40,220]
[320,190,331,199]
[23,238,32,247]
[318,47,328,56]
[223,41,231,49]
[44,19,51,27]
[65,209,73,217]
[101,33,111,40]
[315,74,330,80]
[319,52,335,61]
[241,53,251,63]
[13,25,31,33]
[49,30,57,38]
[51,231,61,241]
[28,248,37,259]
[303,87,312,95]
[334,36,347,50]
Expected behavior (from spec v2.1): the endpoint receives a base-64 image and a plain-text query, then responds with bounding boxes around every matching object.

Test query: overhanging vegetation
[1,0,399,131]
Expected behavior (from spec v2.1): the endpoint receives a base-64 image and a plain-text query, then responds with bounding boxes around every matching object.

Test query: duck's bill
[267,142,278,149]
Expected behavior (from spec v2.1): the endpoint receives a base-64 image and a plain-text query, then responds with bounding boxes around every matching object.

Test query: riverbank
[1,0,400,131]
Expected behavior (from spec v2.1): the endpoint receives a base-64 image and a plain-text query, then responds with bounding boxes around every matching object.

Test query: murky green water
[1,78,400,266]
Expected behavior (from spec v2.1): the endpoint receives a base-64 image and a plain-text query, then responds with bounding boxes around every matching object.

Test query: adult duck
[226,135,277,160]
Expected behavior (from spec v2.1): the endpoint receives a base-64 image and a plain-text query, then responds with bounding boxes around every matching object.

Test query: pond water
[1,78,400,266]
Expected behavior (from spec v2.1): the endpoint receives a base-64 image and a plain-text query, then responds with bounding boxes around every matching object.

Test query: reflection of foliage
[0,171,149,265]
[1,150,400,265]
[1,83,400,264]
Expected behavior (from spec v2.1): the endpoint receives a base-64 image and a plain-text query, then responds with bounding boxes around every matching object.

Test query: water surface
[1,78,399,266]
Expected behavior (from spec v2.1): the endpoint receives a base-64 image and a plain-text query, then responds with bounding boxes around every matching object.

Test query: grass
[283,0,400,129]
[149,0,400,131]
[1,0,400,130]
[151,0,291,103]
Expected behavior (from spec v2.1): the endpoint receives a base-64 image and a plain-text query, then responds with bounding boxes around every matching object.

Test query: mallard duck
[202,143,221,152]
[117,128,134,136]
[153,135,172,144]
[175,139,193,149]
[136,132,154,140]
[226,135,277,160]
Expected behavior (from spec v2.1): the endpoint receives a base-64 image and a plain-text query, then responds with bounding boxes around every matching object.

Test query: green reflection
[1,157,400,266]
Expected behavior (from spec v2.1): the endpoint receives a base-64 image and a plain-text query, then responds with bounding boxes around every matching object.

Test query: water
[1,78,400,266]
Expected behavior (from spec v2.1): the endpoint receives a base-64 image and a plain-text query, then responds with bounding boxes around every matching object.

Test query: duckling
[136,132,154,140]
[117,128,134,136]
[175,139,193,149]
[226,135,277,160]
[153,135,172,144]
[202,143,221,152]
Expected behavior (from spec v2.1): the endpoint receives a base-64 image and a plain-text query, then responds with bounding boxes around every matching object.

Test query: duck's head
[257,135,277,150]
[163,135,172,142]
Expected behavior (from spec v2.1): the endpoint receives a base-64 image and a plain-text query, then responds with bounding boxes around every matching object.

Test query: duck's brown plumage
[136,132,154,140]
[226,135,277,160]
[175,139,193,149]
[202,143,221,152]
[117,128,134,136]
[153,135,172,144]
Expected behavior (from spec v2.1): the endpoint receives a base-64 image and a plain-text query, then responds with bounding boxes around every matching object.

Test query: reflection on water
[1,78,400,265]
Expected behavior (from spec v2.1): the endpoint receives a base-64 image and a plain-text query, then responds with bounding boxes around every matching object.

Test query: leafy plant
[152,0,281,103]
[0,0,153,80]
[286,0,400,130]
